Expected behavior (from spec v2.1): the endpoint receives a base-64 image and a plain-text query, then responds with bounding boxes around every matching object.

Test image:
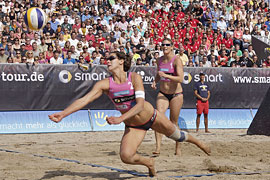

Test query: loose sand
[0,129,269,180]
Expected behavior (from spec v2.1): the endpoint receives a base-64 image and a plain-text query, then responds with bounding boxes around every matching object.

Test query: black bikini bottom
[159,91,183,102]
[126,109,157,131]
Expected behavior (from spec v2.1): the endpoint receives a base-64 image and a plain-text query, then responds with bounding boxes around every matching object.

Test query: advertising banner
[0,110,91,134]
[133,67,270,109]
[90,110,125,131]
[174,109,255,129]
[180,68,270,109]
[0,64,269,110]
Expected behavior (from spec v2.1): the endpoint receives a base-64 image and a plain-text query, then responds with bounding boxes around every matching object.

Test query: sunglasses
[107,56,117,61]
[162,43,171,47]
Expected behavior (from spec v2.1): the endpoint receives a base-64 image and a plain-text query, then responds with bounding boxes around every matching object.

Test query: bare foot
[200,143,211,156]
[187,135,211,156]
[152,151,160,156]
[205,131,211,133]
[148,158,156,177]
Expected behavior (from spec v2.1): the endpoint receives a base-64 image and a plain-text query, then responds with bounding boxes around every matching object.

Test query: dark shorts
[196,100,209,115]
[126,109,157,131]
[160,91,183,102]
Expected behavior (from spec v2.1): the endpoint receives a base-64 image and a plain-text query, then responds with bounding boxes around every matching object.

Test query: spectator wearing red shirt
[162,15,170,27]
[206,29,214,42]
[129,8,136,19]
[172,33,181,49]
[183,23,195,38]
[176,7,185,19]
[218,50,229,67]
[188,14,202,28]
[72,17,81,31]
[196,26,204,37]
[189,37,200,54]
[156,23,165,37]
[86,27,95,42]
[264,56,270,67]
[168,22,176,38]
[92,35,100,48]
[182,38,191,55]
[153,34,162,45]
[222,33,233,50]
[97,31,106,43]
[24,38,33,51]
[233,26,243,49]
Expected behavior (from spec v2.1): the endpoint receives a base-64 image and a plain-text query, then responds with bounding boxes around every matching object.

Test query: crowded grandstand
[0,0,269,68]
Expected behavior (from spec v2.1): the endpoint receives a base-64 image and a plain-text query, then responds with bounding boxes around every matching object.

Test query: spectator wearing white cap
[217,16,227,34]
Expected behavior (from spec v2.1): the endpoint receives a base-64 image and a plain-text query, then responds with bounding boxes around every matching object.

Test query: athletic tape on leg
[168,128,188,142]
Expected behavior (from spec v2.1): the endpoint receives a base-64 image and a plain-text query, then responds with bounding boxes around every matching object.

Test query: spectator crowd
[0,0,270,68]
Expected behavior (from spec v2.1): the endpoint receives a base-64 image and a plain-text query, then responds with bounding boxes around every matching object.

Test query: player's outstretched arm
[49,79,109,123]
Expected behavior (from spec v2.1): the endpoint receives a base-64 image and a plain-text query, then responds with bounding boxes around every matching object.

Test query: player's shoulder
[95,78,110,88]
[130,72,141,79]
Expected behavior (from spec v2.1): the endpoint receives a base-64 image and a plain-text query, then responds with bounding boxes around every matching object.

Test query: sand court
[0,129,270,180]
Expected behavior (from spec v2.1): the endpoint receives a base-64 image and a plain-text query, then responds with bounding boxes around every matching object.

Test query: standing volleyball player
[151,38,184,155]
[49,52,210,177]
[194,72,211,133]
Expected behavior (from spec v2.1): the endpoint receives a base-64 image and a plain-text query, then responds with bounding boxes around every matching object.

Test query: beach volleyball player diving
[49,52,210,176]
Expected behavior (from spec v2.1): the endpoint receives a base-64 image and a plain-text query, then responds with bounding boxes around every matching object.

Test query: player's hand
[106,116,123,125]
[201,98,207,102]
[158,71,166,78]
[49,112,65,123]
[151,81,157,89]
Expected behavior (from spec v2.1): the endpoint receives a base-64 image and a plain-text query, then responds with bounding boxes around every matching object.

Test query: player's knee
[167,128,188,142]
[120,150,133,164]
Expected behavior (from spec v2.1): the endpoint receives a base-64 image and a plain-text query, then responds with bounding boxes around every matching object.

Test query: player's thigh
[120,127,147,155]
[152,111,175,137]
[169,94,183,124]
[156,93,169,113]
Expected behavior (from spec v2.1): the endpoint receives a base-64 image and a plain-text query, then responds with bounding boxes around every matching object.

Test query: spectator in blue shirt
[49,15,60,32]
[63,51,76,64]
[81,9,91,22]
[265,16,270,31]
